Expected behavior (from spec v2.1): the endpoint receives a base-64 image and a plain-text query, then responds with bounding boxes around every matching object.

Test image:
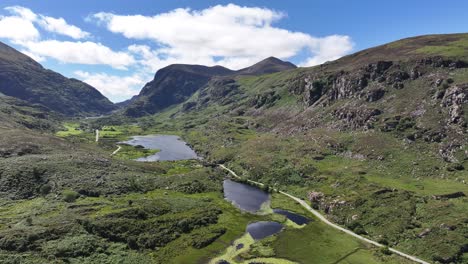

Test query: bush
[62,190,79,203]
[447,163,464,171]
[39,184,52,195]
[380,246,392,255]
[43,234,100,258]
[377,237,389,245]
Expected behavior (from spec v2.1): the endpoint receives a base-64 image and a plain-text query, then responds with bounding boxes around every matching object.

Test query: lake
[273,209,311,225]
[223,179,270,213]
[247,221,283,240]
[121,134,198,161]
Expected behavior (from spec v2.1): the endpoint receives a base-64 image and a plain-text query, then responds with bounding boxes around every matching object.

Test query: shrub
[39,184,52,195]
[380,246,392,255]
[62,190,79,203]
[447,163,464,171]
[43,234,100,258]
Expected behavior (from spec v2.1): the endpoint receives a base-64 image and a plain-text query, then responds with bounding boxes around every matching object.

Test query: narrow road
[95,129,100,142]
[111,145,122,156]
[219,165,431,264]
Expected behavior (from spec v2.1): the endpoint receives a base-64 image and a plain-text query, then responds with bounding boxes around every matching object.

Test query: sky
[0,0,466,102]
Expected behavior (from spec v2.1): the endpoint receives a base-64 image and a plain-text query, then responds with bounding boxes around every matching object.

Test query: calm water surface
[122,135,198,161]
[273,209,311,225]
[247,221,283,240]
[223,179,270,213]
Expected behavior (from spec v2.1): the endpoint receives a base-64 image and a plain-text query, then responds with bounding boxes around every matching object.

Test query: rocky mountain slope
[0,42,115,116]
[124,57,296,117]
[137,34,467,164]
[0,94,60,131]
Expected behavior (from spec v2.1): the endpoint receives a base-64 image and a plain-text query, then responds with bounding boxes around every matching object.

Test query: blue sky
[0,0,466,102]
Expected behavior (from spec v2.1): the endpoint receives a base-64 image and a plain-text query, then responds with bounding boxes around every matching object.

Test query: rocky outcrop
[441,84,467,126]
[249,90,281,109]
[432,191,466,200]
[332,107,382,129]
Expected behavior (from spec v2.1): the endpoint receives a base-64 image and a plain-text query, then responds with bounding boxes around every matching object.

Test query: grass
[209,233,298,264]
[414,38,468,58]
[113,144,159,160]
[274,219,412,264]
[56,122,83,137]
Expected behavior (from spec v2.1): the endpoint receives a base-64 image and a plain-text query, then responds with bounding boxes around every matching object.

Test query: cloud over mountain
[94,4,353,69]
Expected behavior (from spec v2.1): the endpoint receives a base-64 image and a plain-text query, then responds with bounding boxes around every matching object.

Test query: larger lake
[121,135,199,161]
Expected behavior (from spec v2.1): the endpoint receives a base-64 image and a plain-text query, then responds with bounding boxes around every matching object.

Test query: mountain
[236,56,296,75]
[0,42,115,116]
[123,33,468,263]
[124,57,296,117]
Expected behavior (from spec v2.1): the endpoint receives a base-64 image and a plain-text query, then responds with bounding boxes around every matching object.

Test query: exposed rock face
[296,60,396,107]
[418,228,431,238]
[0,42,115,116]
[363,88,386,102]
[441,84,467,126]
[332,107,382,129]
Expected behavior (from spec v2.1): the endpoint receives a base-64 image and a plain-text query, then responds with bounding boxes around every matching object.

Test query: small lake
[273,209,311,225]
[121,135,198,161]
[247,221,283,240]
[223,179,270,213]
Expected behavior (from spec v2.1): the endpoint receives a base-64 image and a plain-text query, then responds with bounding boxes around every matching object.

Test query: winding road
[219,164,431,264]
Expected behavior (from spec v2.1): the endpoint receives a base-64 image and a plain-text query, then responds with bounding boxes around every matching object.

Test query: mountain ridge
[0,41,116,116]
[124,56,296,116]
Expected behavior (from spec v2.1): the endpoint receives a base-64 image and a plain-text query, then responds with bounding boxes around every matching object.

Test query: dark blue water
[247,221,283,240]
[121,135,198,161]
[273,209,311,225]
[223,179,270,213]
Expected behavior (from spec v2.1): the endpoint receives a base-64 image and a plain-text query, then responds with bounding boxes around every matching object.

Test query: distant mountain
[236,57,296,75]
[124,57,296,117]
[0,42,115,116]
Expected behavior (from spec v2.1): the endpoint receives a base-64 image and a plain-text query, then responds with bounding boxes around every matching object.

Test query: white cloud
[3,6,90,40]
[22,40,135,69]
[5,6,37,21]
[38,16,90,39]
[302,35,354,66]
[74,71,146,101]
[127,44,184,72]
[0,16,39,42]
[94,4,353,69]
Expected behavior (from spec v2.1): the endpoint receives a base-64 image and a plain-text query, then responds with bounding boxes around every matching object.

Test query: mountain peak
[236,57,297,75]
